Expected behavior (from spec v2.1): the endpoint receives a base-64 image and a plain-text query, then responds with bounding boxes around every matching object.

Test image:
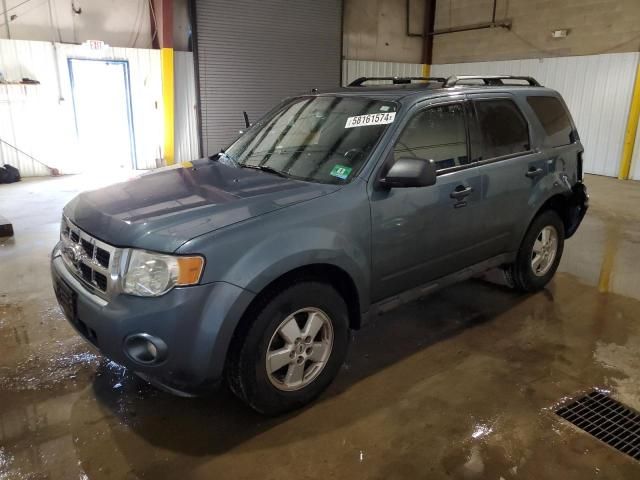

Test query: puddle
[0,337,100,392]
[442,440,516,480]
[594,335,640,411]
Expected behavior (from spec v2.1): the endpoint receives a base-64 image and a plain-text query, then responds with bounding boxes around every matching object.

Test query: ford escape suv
[51,75,588,415]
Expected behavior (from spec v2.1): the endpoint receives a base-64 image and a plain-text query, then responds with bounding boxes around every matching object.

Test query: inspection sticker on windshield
[330,164,353,180]
[345,112,396,128]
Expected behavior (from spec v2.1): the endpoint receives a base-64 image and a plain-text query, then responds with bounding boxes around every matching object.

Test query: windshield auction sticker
[330,164,353,180]
[345,112,396,128]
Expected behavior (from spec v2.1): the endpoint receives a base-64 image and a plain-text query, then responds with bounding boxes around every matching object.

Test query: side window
[393,103,469,171]
[526,96,573,147]
[473,99,530,160]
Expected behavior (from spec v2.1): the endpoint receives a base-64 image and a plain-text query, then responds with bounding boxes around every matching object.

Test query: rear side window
[393,103,469,171]
[473,99,530,160]
[527,96,573,147]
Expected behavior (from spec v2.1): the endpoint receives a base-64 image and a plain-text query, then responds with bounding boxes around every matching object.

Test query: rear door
[369,98,486,301]
[468,94,548,256]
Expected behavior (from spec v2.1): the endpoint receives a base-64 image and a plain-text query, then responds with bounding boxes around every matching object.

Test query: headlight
[123,250,204,297]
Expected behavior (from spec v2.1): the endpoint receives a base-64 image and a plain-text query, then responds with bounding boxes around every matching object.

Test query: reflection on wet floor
[1,174,640,479]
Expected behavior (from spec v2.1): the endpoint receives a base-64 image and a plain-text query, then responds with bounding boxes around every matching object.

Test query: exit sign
[84,40,107,50]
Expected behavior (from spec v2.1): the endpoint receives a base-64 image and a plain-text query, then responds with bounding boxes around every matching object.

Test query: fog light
[124,333,167,365]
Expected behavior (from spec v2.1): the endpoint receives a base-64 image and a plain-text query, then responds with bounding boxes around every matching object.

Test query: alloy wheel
[531,225,559,277]
[265,307,334,391]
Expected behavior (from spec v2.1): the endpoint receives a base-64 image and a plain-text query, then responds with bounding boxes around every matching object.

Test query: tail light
[577,151,584,181]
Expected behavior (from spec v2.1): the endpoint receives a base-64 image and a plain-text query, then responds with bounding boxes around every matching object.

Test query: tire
[508,210,565,292]
[226,281,349,415]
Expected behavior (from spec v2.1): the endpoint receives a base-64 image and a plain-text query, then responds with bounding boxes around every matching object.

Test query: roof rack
[348,76,447,86]
[444,75,541,87]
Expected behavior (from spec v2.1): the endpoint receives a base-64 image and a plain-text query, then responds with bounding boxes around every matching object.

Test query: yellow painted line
[597,249,614,293]
[422,64,431,77]
[618,60,640,180]
[597,227,618,293]
[161,47,175,166]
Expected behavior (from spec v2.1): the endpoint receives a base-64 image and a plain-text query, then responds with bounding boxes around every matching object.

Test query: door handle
[525,167,544,178]
[450,186,473,199]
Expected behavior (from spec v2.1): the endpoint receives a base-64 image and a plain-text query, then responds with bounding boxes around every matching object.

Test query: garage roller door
[194,0,343,155]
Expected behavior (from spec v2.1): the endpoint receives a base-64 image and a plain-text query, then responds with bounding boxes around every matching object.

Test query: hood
[63,159,339,252]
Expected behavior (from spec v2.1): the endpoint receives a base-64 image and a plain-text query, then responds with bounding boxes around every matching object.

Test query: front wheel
[507,210,565,292]
[226,281,349,415]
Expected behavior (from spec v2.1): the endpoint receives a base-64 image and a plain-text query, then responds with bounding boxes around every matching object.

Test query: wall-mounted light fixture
[551,29,570,38]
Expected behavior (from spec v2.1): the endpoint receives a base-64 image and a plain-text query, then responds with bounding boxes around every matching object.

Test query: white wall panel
[432,53,640,177]
[342,60,423,86]
[0,39,163,175]
[0,40,69,176]
[174,52,200,162]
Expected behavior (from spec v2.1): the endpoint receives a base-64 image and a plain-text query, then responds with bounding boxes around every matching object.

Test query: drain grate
[556,391,640,460]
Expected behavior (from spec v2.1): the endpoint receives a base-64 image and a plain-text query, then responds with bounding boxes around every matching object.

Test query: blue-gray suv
[51,75,588,414]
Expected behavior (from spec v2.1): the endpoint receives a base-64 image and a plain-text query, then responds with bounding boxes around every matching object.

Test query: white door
[70,59,136,173]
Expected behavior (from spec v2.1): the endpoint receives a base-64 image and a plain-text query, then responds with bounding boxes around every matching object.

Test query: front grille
[94,271,108,291]
[81,239,95,258]
[79,263,92,282]
[95,247,110,268]
[556,391,640,461]
[60,217,119,296]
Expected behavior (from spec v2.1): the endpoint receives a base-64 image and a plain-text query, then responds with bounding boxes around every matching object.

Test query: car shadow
[77,277,537,474]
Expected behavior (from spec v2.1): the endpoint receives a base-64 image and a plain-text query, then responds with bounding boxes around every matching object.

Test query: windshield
[223,96,399,184]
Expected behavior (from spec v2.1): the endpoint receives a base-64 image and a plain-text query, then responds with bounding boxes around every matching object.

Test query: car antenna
[242,111,250,129]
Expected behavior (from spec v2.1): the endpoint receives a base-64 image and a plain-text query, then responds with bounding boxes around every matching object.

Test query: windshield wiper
[209,150,239,167]
[240,164,289,178]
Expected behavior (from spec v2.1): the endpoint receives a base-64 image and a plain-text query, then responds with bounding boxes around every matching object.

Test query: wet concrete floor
[0,173,639,479]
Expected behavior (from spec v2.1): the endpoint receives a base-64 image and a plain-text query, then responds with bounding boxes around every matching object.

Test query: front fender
[225,227,370,312]
[178,181,372,315]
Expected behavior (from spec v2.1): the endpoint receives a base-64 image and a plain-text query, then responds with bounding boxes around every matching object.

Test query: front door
[370,100,487,302]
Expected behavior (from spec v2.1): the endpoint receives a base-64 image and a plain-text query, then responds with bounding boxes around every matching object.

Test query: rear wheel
[507,210,565,292]
[226,281,349,415]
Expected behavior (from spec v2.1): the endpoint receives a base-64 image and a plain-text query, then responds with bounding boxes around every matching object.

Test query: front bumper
[50,245,254,393]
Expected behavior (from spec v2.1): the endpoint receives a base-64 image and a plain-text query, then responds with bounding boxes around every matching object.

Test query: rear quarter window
[526,96,573,148]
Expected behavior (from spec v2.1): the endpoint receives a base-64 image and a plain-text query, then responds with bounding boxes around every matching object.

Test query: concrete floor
[0,173,639,479]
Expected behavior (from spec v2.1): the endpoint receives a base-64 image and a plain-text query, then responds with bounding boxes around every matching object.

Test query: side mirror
[381,158,437,188]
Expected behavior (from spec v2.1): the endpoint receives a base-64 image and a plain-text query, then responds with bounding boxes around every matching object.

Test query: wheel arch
[242,263,362,331]
[536,193,570,235]
[223,263,363,380]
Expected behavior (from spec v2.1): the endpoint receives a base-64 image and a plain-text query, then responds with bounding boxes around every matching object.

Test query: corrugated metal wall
[432,53,640,177]
[342,60,423,86]
[0,39,163,176]
[195,0,342,155]
[174,51,200,162]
